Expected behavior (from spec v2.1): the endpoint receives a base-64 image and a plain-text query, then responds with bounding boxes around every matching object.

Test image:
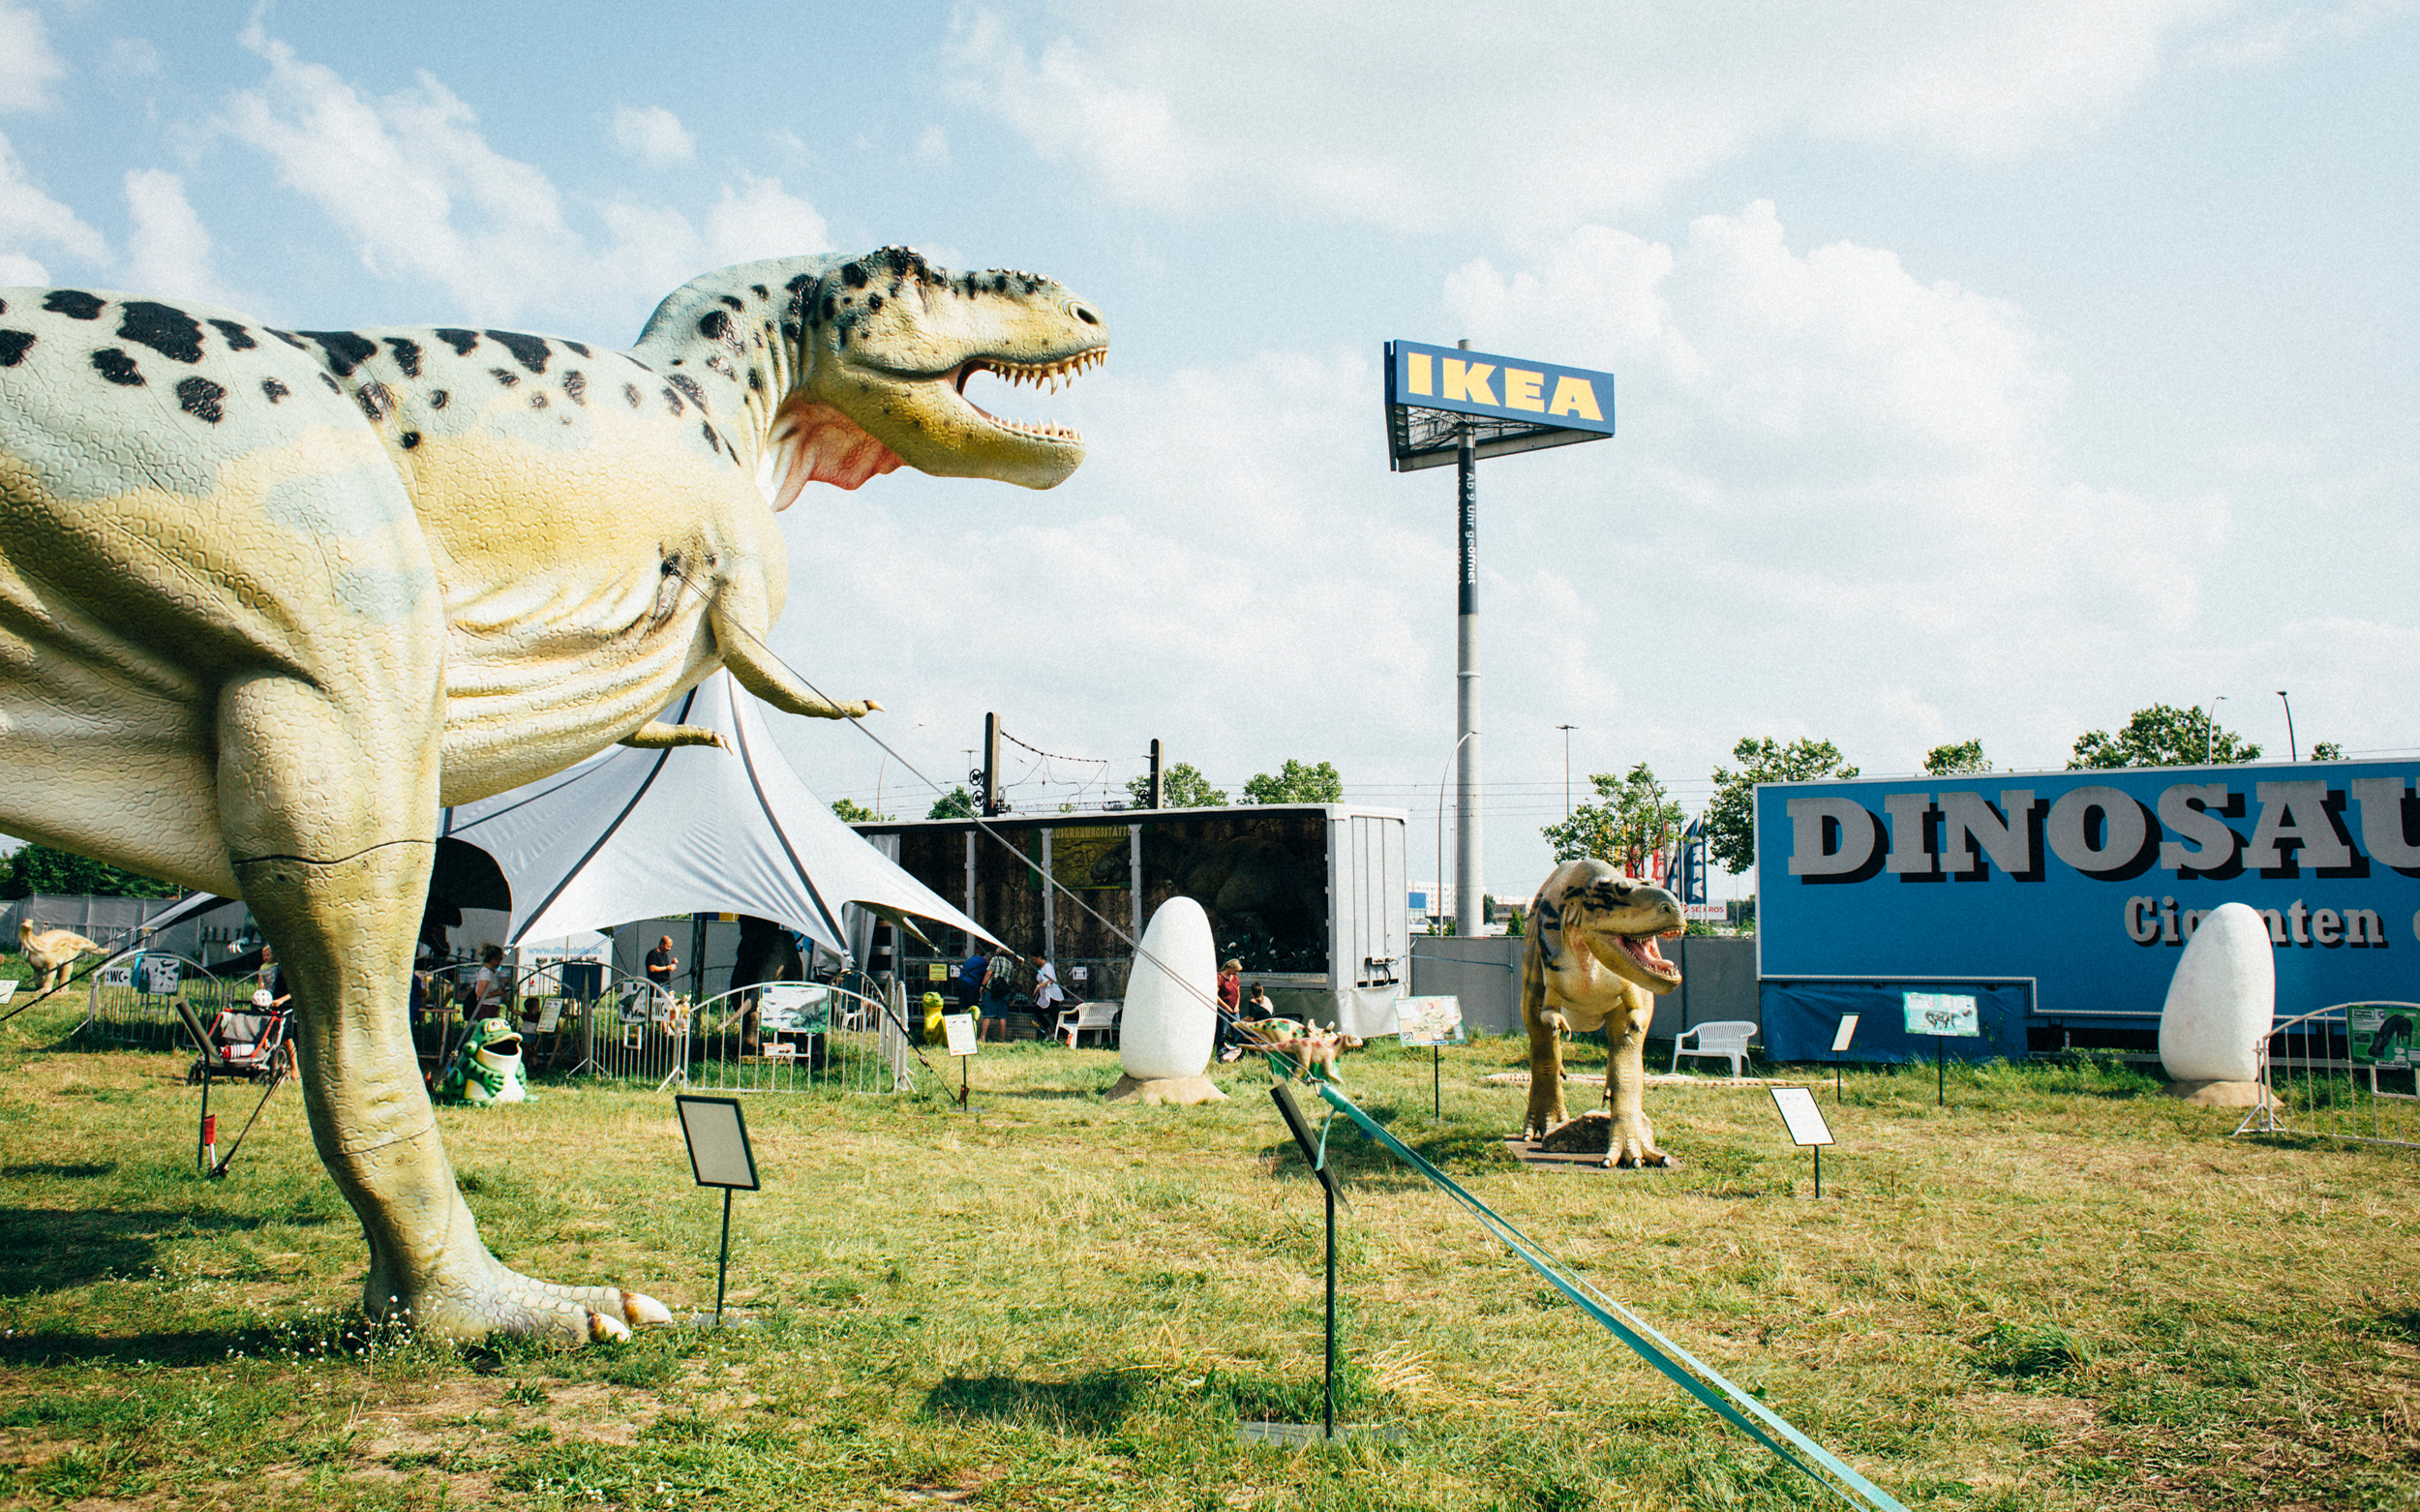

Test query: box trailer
[850,804,1411,1034]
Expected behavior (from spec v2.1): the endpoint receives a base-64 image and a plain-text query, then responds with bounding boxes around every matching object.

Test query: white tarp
[443,672,992,957]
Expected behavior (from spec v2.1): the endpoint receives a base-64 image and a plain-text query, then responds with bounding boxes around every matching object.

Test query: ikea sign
[1756,760,2420,1025]
[1386,341,1616,435]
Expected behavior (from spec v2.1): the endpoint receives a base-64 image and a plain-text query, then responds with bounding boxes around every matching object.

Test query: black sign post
[1270,1082,1348,1442]
[675,1095,760,1325]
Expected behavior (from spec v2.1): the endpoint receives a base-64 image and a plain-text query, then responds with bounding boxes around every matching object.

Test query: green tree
[1124,762,1227,809]
[828,798,887,823]
[2069,704,2259,770]
[925,785,979,820]
[0,842,179,900]
[1922,739,1990,775]
[1704,738,1860,875]
[1540,764,1688,872]
[1241,758,1343,804]
[2311,741,2344,761]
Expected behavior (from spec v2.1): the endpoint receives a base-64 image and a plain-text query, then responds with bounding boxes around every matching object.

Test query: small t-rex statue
[1520,861,1685,1166]
[0,247,1104,1343]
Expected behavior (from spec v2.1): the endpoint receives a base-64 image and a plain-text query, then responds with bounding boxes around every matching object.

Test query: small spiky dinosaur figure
[0,248,1105,1343]
[1521,861,1684,1166]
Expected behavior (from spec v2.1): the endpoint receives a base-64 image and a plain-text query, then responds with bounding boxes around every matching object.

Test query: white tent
[441,671,990,956]
[141,672,990,959]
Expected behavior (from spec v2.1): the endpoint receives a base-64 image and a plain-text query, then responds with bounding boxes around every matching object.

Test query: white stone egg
[2158,900,2275,1083]
[1121,896,1218,1081]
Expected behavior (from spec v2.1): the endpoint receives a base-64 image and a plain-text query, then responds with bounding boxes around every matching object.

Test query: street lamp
[2204,694,2225,765]
[1436,731,1476,933]
[2278,690,2297,763]
[1556,724,1577,817]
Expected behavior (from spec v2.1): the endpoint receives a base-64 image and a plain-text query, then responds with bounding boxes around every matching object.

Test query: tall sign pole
[1383,339,1617,938]
[1455,371,1483,938]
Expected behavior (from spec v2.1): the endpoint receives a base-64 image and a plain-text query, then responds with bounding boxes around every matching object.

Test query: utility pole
[1147,738,1165,810]
[1557,724,1577,817]
[1454,341,1483,940]
[981,713,1005,815]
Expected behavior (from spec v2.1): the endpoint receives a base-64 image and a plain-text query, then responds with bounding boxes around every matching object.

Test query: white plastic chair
[1057,999,1121,1048]
[1671,1020,1757,1077]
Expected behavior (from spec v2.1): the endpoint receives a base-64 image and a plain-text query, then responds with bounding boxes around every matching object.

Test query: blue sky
[3,1,2413,901]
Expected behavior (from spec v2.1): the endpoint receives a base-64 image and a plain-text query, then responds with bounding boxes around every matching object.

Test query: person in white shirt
[1028,953,1062,1042]
[469,945,508,1020]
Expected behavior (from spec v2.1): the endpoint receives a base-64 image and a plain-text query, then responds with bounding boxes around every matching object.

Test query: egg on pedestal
[1105,896,1227,1105]
[2158,901,2274,1107]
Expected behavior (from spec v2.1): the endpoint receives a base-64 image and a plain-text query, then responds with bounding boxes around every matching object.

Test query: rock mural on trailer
[0,248,1107,1344]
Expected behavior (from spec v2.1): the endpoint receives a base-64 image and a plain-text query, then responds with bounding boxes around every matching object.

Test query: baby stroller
[181,991,296,1084]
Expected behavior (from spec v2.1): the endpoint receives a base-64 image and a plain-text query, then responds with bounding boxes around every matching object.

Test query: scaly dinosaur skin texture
[1520,862,1684,1167]
[0,249,1104,1343]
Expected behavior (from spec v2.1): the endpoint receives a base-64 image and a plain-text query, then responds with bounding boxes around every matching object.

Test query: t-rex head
[643,247,1104,507]
[1552,862,1685,997]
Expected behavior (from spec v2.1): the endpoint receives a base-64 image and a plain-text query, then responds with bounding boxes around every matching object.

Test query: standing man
[955,946,988,1015]
[645,935,679,1003]
[1029,953,1064,1043]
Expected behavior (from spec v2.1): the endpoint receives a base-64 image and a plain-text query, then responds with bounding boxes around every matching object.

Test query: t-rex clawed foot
[1600,1111,1677,1170]
[372,1258,673,1346]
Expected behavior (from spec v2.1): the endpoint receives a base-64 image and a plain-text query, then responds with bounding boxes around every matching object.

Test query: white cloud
[612,104,696,168]
[0,131,107,285]
[944,1,2256,233]
[216,29,833,329]
[915,124,951,168]
[702,174,830,267]
[121,168,237,306]
[0,1,64,114]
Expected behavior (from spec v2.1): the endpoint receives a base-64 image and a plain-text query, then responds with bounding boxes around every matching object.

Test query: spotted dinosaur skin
[1521,861,1684,1166]
[0,248,1105,1343]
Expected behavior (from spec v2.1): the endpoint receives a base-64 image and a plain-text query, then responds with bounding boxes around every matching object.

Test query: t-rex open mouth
[952,349,1104,442]
[1616,932,1682,983]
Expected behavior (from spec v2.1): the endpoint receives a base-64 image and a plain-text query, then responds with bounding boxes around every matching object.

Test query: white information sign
[1769,1086,1835,1147]
[1902,992,1980,1038]
[674,1095,760,1191]
[941,1012,980,1058]
[759,983,830,1034]
[1682,902,1728,922]
[1830,1013,1860,1055]
[1395,995,1466,1047]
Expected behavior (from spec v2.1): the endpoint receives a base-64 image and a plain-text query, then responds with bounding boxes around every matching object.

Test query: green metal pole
[1324,1174,1337,1441]
[1813,1144,1822,1200]
[1936,1036,1945,1106]
[715,1186,733,1324]
[1433,1044,1440,1119]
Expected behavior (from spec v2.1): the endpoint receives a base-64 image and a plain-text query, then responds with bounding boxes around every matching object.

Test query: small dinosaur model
[18,919,105,992]
[0,247,1105,1343]
[1520,861,1684,1166]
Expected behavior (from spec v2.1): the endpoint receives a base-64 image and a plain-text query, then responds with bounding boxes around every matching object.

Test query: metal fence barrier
[76,951,247,1055]
[2235,1002,2420,1151]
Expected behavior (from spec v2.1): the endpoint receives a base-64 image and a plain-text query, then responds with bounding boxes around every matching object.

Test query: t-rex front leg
[712,602,882,720]
[1603,985,1675,1168]
[620,721,729,750]
[219,668,668,1345]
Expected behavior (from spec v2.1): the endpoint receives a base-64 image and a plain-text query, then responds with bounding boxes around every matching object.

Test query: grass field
[2,983,2416,1511]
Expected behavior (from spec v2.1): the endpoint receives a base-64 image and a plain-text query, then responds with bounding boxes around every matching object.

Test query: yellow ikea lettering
[1407,351,1433,396]
[1442,358,1497,406]
[1502,368,1545,411]
[1548,376,1602,421]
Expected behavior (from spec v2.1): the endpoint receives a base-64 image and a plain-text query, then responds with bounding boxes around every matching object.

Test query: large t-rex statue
[0,247,1104,1343]
[1521,861,1684,1166]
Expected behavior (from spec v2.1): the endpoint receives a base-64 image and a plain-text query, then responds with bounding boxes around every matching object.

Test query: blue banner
[1385,341,1616,434]
[1755,760,2420,1024]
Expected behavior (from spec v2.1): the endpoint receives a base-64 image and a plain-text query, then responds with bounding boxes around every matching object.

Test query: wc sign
[1755,760,2420,1024]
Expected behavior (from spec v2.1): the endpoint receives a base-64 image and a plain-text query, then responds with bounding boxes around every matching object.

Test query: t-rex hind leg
[1602,988,1674,1169]
[219,669,668,1345]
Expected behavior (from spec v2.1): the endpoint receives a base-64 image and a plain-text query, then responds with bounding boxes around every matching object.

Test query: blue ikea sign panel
[1756,760,2420,1023]
[1386,341,1616,434]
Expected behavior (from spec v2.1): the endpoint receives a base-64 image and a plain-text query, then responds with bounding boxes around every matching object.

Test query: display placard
[941,1013,979,1057]
[1770,1086,1835,1147]
[759,983,830,1034]
[926,962,948,982]
[1902,992,1979,1037]
[674,1095,759,1191]
[2349,1004,2418,1068]
[1394,995,1466,1047]
[1830,1013,1860,1054]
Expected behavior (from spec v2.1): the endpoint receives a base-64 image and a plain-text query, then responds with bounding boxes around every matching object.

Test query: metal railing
[2234,1002,2420,1150]
[76,950,248,1053]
